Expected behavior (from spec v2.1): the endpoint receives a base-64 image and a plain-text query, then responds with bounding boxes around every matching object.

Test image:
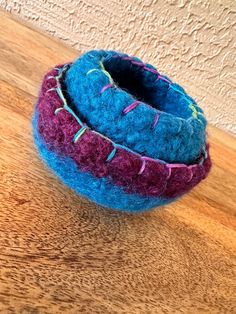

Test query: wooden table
[0,10,235,314]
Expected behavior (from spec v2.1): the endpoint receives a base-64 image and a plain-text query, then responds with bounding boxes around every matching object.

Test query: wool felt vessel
[33,49,211,212]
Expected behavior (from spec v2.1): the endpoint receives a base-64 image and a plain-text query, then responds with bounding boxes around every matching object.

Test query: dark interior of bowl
[103,55,192,120]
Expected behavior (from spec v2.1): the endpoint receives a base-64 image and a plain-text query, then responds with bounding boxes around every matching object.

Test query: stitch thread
[87,68,100,75]
[100,83,113,94]
[167,167,172,180]
[49,65,84,126]
[167,163,187,169]
[122,56,133,61]
[189,104,198,119]
[106,146,117,162]
[169,84,186,96]
[157,75,172,84]
[73,125,88,143]
[138,159,146,175]
[46,75,57,81]
[123,100,141,114]
[142,156,167,164]
[187,168,194,182]
[46,87,57,93]
[54,107,64,115]
[64,104,84,126]
[115,143,139,155]
[131,61,144,67]
[99,61,113,84]
[144,66,159,74]
[152,112,160,128]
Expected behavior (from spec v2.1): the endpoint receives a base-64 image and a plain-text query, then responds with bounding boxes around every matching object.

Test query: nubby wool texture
[33,50,211,212]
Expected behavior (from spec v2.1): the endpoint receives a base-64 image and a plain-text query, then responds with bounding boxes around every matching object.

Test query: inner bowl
[65,50,206,164]
[102,53,203,123]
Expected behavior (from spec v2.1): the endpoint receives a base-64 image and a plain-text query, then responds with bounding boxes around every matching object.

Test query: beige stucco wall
[1,0,235,135]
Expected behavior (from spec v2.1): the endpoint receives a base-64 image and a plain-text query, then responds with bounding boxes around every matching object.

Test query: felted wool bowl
[33,49,211,213]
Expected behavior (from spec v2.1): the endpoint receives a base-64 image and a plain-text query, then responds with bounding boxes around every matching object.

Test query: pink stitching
[122,56,133,61]
[100,83,113,94]
[189,165,197,170]
[187,168,193,182]
[138,159,146,175]
[167,167,172,180]
[159,76,172,84]
[123,100,141,114]
[166,164,194,182]
[152,112,160,128]
[143,66,158,74]
[167,164,187,168]
[166,164,187,180]
[131,61,144,67]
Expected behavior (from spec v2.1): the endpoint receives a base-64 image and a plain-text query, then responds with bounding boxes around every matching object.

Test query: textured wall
[0,0,235,135]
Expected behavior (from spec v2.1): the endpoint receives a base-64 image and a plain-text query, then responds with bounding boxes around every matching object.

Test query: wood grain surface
[0,10,235,314]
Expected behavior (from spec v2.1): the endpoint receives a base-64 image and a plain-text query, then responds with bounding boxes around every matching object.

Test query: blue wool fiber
[65,50,206,164]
